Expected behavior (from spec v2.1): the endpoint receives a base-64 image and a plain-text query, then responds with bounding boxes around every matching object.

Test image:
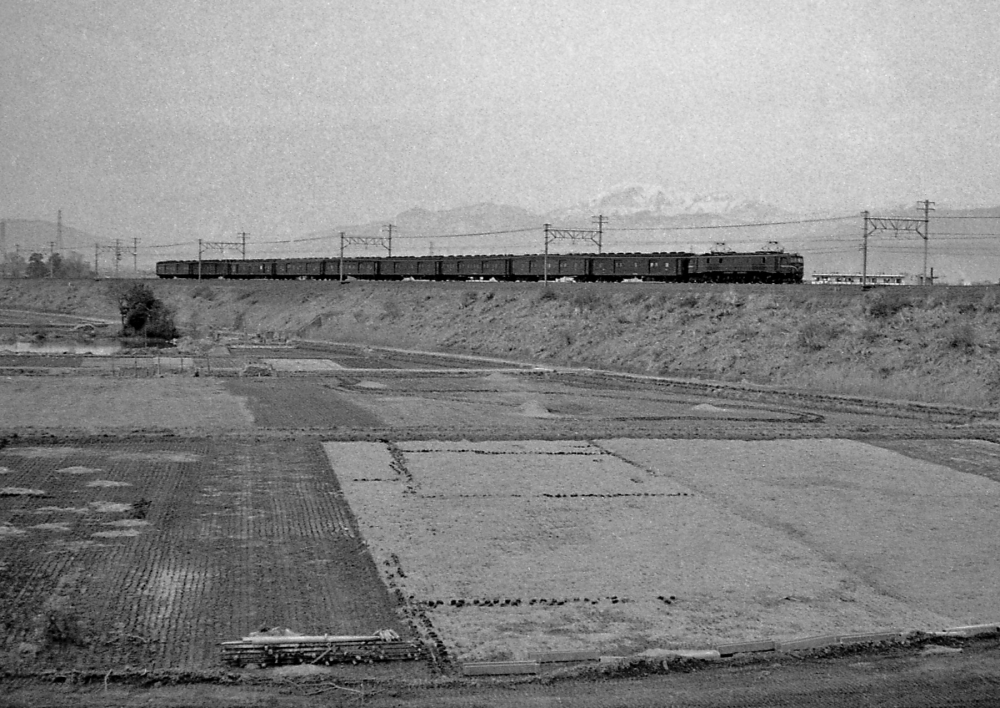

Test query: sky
[2,0,1000,251]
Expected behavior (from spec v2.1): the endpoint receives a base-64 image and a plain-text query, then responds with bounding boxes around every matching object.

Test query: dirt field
[0,438,417,675]
[0,378,253,432]
[327,438,999,662]
[2,292,1000,705]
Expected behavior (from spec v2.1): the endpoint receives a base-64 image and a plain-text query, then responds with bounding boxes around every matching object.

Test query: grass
[6,279,1000,409]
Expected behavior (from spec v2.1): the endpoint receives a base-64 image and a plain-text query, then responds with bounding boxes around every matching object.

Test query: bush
[944,323,977,351]
[866,289,910,319]
[798,320,841,351]
[570,287,602,312]
[675,293,700,309]
[113,283,178,340]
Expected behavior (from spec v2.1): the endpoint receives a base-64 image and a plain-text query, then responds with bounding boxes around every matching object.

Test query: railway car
[156,250,804,284]
[587,253,690,281]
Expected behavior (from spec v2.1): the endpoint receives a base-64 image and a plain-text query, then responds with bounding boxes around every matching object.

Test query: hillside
[2,279,1000,408]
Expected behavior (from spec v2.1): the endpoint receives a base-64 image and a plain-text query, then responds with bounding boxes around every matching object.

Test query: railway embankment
[3,278,1000,407]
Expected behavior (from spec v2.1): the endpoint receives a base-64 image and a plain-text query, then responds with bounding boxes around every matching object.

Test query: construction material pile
[221,628,425,667]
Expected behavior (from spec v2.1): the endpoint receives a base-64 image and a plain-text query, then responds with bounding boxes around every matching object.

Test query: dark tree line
[2,251,94,278]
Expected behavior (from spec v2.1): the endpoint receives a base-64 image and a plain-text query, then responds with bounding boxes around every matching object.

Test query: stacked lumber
[221,629,425,667]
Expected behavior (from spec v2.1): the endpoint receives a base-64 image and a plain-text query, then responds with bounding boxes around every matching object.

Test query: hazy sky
[3,0,999,245]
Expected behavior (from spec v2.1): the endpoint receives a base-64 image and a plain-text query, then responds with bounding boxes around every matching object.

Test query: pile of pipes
[221,628,424,667]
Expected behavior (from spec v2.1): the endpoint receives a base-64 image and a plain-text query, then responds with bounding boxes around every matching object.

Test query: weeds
[537,288,559,303]
[570,288,602,312]
[797,320,841,351]
[382,300,402,320]
[131,498,152,520]
[866,290,911,319]
[858,325,882,345]
[44,609,86,646]
[944,323,977,351]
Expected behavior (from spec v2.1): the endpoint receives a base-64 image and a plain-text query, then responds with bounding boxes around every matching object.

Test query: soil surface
[2,286,1000,706]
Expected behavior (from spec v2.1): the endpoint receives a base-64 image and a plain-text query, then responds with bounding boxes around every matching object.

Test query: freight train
[156,250,804,283]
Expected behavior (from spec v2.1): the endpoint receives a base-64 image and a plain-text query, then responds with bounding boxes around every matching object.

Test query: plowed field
[328,438,1000,662]
[0,439,411,672]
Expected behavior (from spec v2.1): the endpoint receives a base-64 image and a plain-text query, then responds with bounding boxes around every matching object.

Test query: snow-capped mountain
[548,183,787,224]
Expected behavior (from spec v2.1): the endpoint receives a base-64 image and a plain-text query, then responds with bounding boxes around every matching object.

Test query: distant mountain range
[6,187,1000,283]
[548,183,789,224]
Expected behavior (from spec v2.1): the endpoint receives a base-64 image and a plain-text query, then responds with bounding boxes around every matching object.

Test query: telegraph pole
[861,211,869,288]
[132,237,140,273]
[591,214,607,254]
[383,224,395,256]
[237,231,249,259]
[543,223,550,286]
[918,200,935,285]
[49,241,56,277]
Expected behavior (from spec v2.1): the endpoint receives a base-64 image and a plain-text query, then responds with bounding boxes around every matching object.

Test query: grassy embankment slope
[2,279,999,407]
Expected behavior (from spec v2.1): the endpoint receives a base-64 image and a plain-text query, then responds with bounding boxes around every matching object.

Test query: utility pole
[383,224,395,256]
[132,237,140,273]
[543,223,550,286]
[591,214,607,254]
[339,232,345,283]
[918,200,935,285]
[49,241,56,277]
[237,231,249,259]
[56,210,63,253]
[861,211,869,288]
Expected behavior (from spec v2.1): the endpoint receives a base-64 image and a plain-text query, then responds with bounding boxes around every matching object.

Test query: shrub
[537,288,559,302]
[944,323,977,351]
[981,290,1000,313]
[570,287,602,312]
[113,282,178,340]
[866,289,910,319]
[797,320,841,351]
[675,294,699,309]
